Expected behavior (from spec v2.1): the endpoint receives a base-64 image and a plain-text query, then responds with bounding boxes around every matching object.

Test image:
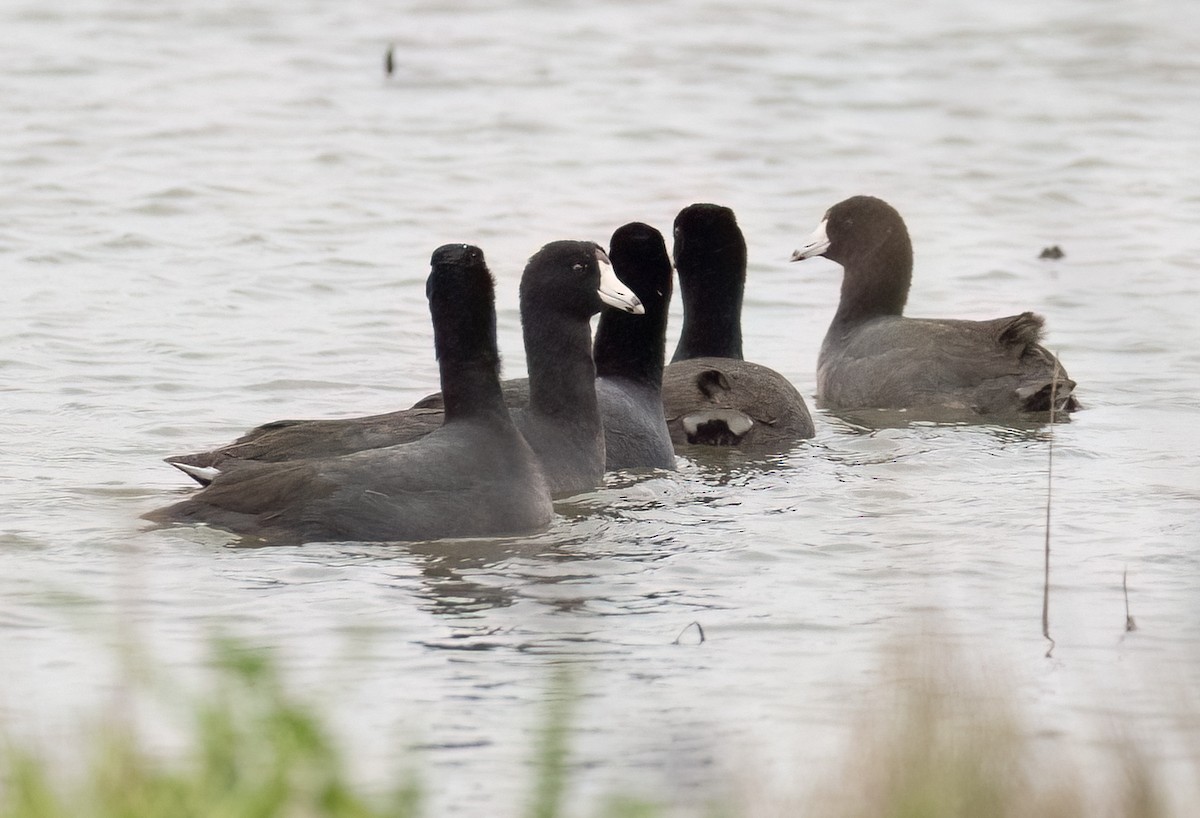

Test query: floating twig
[1124,567,1137,632]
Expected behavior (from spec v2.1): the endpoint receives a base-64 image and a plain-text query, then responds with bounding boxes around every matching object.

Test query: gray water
[3,0,1200,813]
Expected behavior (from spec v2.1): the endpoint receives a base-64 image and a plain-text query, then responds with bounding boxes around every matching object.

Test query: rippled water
[4,0,1200,813]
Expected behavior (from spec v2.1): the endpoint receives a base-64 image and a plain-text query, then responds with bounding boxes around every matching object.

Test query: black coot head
[521,240,643,320]
[793,195,907,267]
[608,222,672,311]
[426,243,497,364]
[672,203,746,285]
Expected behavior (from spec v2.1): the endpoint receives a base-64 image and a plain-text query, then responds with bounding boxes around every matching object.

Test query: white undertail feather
[171,461,221,486]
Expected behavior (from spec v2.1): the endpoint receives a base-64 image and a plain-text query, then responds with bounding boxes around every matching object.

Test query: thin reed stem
[1124,567,1137,632]
[1042,357,1059,658]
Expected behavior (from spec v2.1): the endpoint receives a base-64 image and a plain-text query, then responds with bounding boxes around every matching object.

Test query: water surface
[3,0,1199,813]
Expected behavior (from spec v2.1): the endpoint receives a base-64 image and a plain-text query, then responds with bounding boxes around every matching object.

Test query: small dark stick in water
[1124,567,1137,632]
[384,43,395,76]
[673,621,706,645]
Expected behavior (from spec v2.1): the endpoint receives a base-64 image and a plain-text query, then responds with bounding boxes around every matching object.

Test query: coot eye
[572,263,583,272]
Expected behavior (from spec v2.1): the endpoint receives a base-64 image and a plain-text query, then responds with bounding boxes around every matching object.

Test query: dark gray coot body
[417,223,677,472]
[591,222,676,470]
[164,241,644,498]
[662,203,815,449]
[145,244,553,544]
[504,240,644,495]
[790,195,1079,414]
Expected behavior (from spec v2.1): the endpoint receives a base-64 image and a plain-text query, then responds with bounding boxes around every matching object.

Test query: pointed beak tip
[790,243,827,262]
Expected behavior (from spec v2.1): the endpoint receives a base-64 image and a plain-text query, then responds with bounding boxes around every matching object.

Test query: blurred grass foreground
[0,640,421,818]
[0,638,1194,818]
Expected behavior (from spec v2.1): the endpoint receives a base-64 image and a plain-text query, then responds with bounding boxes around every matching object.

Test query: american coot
[145,244,553,544]
[470,221,686,465]
[165,240,644,498]
[413,223,676,471]
[593,222,677,470]
[662,203,815,449]
[790,195,1079,414]
[506,240,643,494]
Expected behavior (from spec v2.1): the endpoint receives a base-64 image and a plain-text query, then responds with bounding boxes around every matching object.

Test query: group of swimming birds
[145,196,1080,545]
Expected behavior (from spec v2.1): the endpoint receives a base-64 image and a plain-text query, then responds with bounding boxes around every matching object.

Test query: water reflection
[665,445,803,482]
[405,533,586,618]
[819,406,1063,435]
[8,0,1200,812]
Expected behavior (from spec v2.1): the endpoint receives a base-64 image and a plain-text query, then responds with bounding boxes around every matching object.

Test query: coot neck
[594,305,665,388]
[831,233,913,327]
[672,276,743,362]
[525,309,601,421]
[439,358,510,425]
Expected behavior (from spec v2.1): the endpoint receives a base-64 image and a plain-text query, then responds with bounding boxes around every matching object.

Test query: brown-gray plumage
[791,195,1079,414]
